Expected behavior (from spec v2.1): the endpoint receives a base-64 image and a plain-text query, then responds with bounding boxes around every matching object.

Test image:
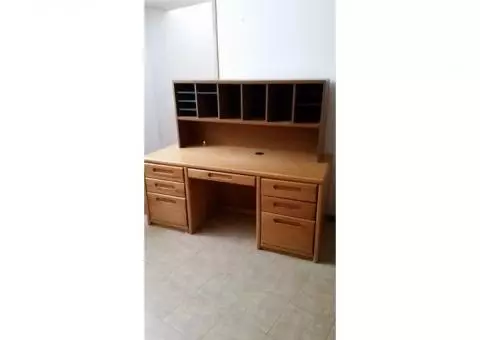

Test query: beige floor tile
[265,273,307,300]
[308,263,335,281]
[198,273,231,296]
[267,304,315,340]
[167,262,216,295]
[325,324,335,340]
[197,274,239,315]
[163,293,223,340]
[144,261,174,286]
[302,273,335,298]
[300,315,334,340]
[145,218,335,340]
[145,313,184,340]
[203,309,268,340]
[223,270,277,300]
[145,229,199,266]
[231,290,290,333]
[300,326,331,340]
[145,278,193,320]
[291,290,334,317]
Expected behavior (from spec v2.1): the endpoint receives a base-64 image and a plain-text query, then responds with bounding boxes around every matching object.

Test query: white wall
[144,2,216,154]
[216,0,334,80]
[145,7,166,154]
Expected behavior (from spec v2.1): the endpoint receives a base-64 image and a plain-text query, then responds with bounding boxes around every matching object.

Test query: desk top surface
[144,145,330,184]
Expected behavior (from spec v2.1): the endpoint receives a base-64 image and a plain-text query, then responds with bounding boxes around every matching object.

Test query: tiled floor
[145,214,335,340]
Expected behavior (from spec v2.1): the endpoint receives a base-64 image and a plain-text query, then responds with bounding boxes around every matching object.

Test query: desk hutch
[144,80,331,262]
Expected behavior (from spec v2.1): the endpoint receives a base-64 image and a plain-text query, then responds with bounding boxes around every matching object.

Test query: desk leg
[184,168,193,234]
[256,177,261,249]
[313,187,324,262]
[144,178,151,226]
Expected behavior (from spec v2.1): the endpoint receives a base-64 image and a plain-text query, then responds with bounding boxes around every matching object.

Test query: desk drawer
[261,212,314,257]
[262,196,316,220]
[188,168,255,187]
[145,178,185,197]
[145,163,184,182]
[261,179,317,203]
[147,193,187,228]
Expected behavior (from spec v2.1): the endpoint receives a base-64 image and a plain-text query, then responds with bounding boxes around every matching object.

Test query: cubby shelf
[173,80,326,129]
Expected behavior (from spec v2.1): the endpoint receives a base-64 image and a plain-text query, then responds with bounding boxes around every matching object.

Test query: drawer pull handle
[273,184,301,192]
[155,197,176,204]
[207,172,232,180]
[153,168,173,173]
[154,183,174,189]
[273,202,299,210]
[273,218,302,227]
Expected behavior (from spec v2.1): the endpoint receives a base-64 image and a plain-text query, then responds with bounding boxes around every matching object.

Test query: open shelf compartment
[219,84,241,119]
[267,84,294,122]
[242,84,266,121]
[196,83,218,95]
[294,83,324,123]
[174,83,195,94]
[174,83,196,117]
[196,83,219,118]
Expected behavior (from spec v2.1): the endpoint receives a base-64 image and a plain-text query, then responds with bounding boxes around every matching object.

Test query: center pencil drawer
[188,168,255,186]
[145,163,184,182]
[262,196,316,220]
[145,178,185,197]
[147,192,187,228]
[261,212,314,257]
[261,178,317,202]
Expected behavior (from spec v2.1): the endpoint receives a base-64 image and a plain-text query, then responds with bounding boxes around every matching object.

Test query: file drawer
[261,212,314,257]
[261,195,316,220]
[145,163,184,182]
[147,192,187,228]
[145,178,185,197]
[261,178,317,202]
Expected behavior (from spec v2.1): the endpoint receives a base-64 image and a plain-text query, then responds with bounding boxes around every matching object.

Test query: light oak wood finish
[144,180,150,224]
[313,186,324,262]
[145,178,185,197]
[145,145,329,184]
[147,192,187,229]
[146,79,332,262]
[313,161,333,262]
[261,212,315,258]
[174,80,327,84]
[188,168,255,187]
[177,116,319,129]
[317,81,330,157]
[256,177,261,249]
[187,178,213,234]
[144,163,184,182]
[183,168,192,233]
[214,182,256,212]
[174,80,328,152]
[261,195,316,220]
[186,121,319,153]
[261,178,318,203]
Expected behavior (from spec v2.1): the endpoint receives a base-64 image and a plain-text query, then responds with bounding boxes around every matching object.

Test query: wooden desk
[145,79,332,262]
[144,145,329,184]
[144,145,331,262]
